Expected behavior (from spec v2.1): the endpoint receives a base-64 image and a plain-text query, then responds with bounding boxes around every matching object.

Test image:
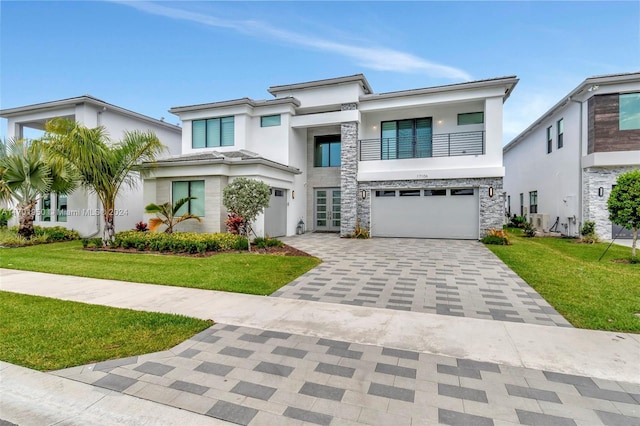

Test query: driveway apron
[277,234,570,327]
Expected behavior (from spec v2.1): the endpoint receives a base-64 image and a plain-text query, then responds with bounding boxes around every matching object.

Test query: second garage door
[371,188,479,239]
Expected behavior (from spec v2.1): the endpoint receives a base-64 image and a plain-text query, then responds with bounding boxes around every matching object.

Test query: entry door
[315,189,341,232]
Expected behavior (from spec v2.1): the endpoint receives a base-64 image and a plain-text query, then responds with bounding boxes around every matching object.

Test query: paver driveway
[277,234,570,327]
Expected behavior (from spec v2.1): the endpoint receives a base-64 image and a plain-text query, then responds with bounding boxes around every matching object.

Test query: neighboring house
[0,95,182,236]
[503,72,640,239]
[145,74,518,239]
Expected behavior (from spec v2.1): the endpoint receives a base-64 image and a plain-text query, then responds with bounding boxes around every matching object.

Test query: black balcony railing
[359,131,485,161]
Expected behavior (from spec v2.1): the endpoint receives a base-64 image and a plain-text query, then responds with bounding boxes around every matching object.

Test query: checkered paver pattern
[54,324,640,425]
[277,234,571,327]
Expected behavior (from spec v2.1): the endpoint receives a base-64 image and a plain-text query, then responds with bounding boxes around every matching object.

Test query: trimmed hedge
[112,231,248,254]
[2,226,81,247]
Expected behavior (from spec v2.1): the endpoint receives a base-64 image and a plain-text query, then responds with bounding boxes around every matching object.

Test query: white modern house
[0,95,182,236]
[503,72,640,239]
[144,74,518,239]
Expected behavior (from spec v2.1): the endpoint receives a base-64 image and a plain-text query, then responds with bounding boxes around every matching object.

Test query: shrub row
[2,226,81,247]
[111,231,249,254]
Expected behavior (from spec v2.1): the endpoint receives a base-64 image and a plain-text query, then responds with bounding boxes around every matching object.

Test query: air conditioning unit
[529,213,550,231]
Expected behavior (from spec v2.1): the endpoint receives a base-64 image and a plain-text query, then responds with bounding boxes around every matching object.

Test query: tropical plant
[144,197,201,233]
[0,208,14,228]
[225,213,246,234]
[481,228,511,245]
[222,178,270,251]
[522,221,537,238]
[43,118,165,245]
[135,221,149,232]
[608,170,640,257]
[0,138,77,238]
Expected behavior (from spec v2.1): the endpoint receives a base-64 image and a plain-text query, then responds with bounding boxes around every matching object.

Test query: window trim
[172,180,205,217]
[457,112,484,126]
[557,118,564,149]
[192,116,234,148]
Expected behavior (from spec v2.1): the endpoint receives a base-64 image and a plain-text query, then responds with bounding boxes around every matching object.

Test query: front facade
[503,72,640,239]
[0,96,182,236]
[147,74,518,239]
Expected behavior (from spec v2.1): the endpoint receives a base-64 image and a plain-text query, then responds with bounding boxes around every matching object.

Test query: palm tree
[145,197,202,233]
[44,118,166,245]
[0,138,77,238]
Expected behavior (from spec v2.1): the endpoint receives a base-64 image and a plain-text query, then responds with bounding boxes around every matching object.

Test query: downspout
[569,95,583,237]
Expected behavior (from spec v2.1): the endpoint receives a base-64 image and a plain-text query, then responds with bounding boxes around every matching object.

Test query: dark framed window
[314,135,341,167]
[424,189,446,196]
[261,115,281,127]
[41,193,51,221]
[451,188,474,196]
[546,126,553,154]
[529,191,538,214]
[56,194,67,222]
[399,189,421,197]
[619,93,640,130]
[172,181,205,216]
[557,118,564,149]
[273,189,284,197]
[507,195,511,216]
[381,118,432,159]
[457,112,484,125]
[519,193,524,216]
[375,190,396,197]
[192,117,234,148]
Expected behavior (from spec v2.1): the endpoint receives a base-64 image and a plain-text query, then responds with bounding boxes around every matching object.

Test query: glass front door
[315,188,341,232]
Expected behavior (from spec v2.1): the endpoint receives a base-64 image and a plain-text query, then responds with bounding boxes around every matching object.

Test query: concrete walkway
[2,269,639,425]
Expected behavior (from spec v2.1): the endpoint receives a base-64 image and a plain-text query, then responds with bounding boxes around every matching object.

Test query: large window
[620,93,640,130]
[41,193,51,221]
[192,117,234,148]
[56,194,67,222]
[457,112,484,125]
[546,126,553,154]
[381,118,432,159]
[557,119,564,149]
[172,181,205,216]
[260,115,281,127]
[529,191,538,214]
[314,135,341,167]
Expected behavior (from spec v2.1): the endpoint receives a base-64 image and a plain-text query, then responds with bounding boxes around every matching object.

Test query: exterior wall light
[488,186,494,197]
[291,190,295,199]
[598,187,604,197]
[361,190,367,200]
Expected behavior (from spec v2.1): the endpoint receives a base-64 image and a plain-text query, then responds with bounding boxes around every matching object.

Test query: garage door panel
[371,189,478,239]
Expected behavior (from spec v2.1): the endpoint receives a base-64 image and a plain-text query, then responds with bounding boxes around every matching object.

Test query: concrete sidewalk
[2,268,639,383]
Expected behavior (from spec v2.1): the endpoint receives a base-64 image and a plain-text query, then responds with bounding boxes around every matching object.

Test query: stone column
[340,103,358,237]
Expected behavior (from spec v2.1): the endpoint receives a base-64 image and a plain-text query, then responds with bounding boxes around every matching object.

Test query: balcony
[359,131,485,161]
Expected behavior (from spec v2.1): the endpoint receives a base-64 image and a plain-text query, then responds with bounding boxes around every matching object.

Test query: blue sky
[1,1,638,143]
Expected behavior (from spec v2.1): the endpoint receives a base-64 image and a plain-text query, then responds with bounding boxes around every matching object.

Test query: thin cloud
[115,1,471,81]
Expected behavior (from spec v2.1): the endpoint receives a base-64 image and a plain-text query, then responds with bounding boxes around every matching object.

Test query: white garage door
[371,188,479,239]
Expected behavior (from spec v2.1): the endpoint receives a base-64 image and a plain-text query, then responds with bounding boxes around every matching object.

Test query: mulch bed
[84,243,312,258]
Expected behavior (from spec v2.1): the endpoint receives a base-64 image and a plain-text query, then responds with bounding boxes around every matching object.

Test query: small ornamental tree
[222,177,270,251]
[608,170,640,258]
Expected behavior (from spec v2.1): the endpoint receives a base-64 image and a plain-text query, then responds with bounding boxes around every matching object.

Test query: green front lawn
[0,291,211,371]
[0,241,320,295]
[487,231,640,333]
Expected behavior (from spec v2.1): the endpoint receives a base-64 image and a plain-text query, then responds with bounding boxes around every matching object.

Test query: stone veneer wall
[340,103,359,237]
[583,166,637,239]
[356,177,504,238]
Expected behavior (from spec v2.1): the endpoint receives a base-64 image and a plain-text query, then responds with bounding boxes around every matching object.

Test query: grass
[0,241,320,295]
[0,291,211,371]
[487,230,640,333]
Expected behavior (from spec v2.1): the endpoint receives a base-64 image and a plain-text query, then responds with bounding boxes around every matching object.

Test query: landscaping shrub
[348,219,370,239]
[33,226,80,242]
[522,221,537,238]
[2,225,79,247]
[509,215,527,228]
[0,208,14,228]
[225,214,245,235]
[254,237,284,249]
[135,221,149,232]
[481,229,511,245]
[580,221,596,236]
[111,231,248,254]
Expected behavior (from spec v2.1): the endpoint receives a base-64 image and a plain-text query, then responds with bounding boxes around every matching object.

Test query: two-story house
[145,74,518,239]
[0,95,182,236]
[504,72,640,239]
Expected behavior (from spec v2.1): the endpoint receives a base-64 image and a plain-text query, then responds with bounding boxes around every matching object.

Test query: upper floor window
[260,115,281,127]
[457,112,484,125]
[619,93,640,130]
[546,126,553,154]
[314,135,341,167]
[192,117,234,148]
[557,119,564,149]
[172,180,205,217]
[529,191,538,214]
[381,118,432,160]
